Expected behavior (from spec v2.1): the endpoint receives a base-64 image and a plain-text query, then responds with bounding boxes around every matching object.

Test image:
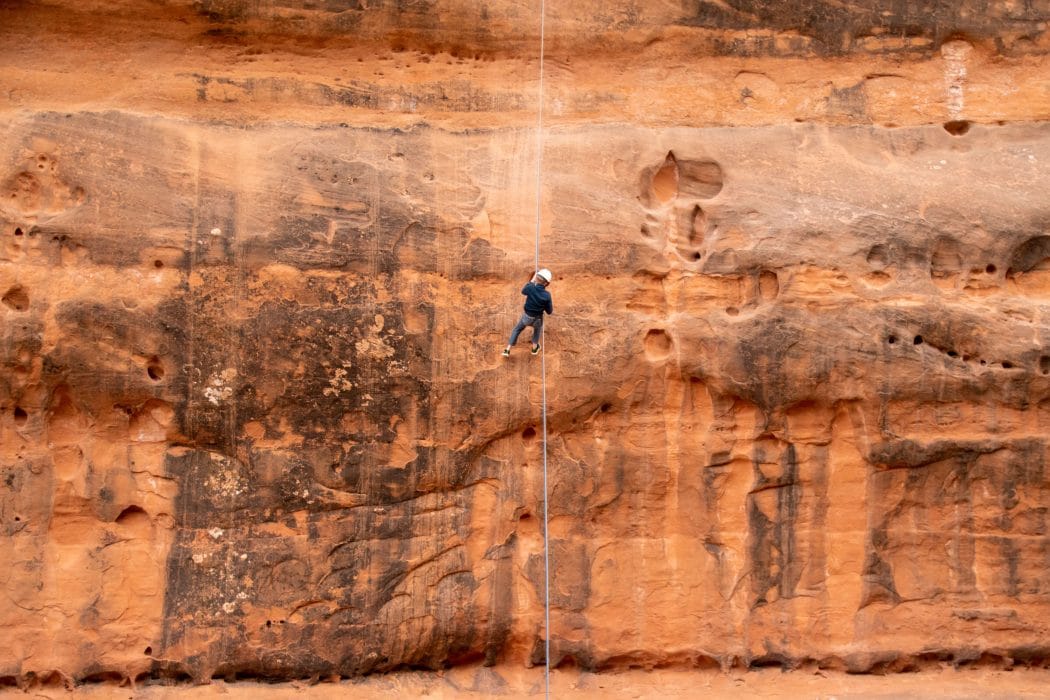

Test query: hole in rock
[1041,356,1050,375]
[14,228,22,237]
[643,328,673,362]
[522,426,536,441]
[1007,235,1050,277]
[83,671,126,684]
[980,359,987,366]
[144,647,153,656]
[725,307,739,317]
[683,205,706,248]
[600,402,612,413]
[154,259,164,269]
[266,620,272,627]
[41,671,71,687]
[1002,361,1014,369]
[750,655,790,670]
[2,285,29,312]
[887,335,898,344]
[986,264,997,274]
[944,120,971,135]
[651,153,678,204]
[147,358,164,381]
[13,516,21,522]
[159,669,194,684]
[640,224,652,239]
[914,335,924,345]
[930,237,963,280]
[693,251,702,261]
[519,512,532,521]
[13,407,27,425]
[758,270,779,301]
[947,350,958,358]
[116,505,149,524]
[867,244,889,270]
[677,158,724,199]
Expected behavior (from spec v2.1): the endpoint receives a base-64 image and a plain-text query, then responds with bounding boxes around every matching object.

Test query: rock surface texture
[2,0,1050,688]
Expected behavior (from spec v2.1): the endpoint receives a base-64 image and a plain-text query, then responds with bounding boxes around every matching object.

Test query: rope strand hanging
[532,0,551,698]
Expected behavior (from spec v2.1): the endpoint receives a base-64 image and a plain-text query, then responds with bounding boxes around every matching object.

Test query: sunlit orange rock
[2,0,1050,687]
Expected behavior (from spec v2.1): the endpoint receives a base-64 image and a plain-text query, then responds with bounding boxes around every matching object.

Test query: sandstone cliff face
[2,0,1050,687]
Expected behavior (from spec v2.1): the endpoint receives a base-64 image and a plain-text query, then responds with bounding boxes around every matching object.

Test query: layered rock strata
[2,0,1050,686]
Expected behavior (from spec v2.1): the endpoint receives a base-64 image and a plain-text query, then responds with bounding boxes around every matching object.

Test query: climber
[502,269,553,357]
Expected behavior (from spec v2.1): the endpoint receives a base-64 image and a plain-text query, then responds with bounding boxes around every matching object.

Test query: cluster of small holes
[886,332,1030,371]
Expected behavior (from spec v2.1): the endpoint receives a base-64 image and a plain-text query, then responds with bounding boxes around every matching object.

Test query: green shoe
[501,348,510,357]
[531,344,540,355]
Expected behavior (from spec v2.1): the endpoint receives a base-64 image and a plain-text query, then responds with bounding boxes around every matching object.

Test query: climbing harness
[533,0,551,698]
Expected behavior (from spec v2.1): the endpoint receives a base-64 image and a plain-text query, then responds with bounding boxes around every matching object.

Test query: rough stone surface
[2,0,1050,690]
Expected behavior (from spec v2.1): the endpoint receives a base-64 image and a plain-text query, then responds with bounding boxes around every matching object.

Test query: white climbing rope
[532,0,551,698]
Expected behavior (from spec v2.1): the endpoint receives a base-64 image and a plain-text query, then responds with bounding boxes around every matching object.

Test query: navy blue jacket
[522,282,553,316]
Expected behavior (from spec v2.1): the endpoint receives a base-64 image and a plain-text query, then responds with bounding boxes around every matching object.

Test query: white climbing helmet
[536,268,552,283]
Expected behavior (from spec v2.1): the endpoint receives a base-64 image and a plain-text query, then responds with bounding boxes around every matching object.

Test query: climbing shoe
[501,348,510,357]
[531,345,540,355]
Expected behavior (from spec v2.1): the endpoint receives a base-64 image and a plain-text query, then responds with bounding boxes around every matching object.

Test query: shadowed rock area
[1,0,1050,691]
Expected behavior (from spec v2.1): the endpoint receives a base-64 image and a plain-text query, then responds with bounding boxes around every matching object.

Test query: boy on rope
[502,269,553,357]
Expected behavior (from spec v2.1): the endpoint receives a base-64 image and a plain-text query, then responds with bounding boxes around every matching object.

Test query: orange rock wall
[2,0,1050,685]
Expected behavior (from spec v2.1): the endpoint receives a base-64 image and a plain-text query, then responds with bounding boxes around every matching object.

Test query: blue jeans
[508,313,543,347]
